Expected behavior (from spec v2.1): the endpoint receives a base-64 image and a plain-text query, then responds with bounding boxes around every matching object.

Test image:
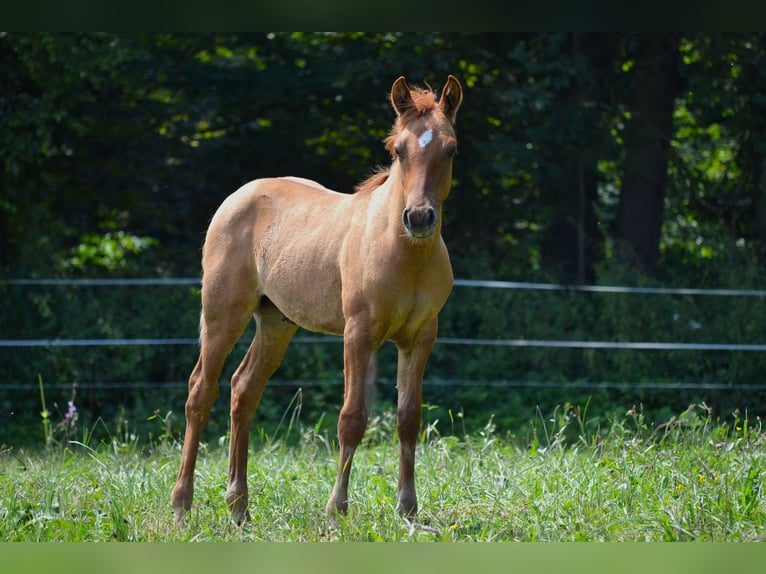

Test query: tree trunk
[540,33,607,284]
[754,34,766,248]
[541,157,599,284]
[616,34,680,276]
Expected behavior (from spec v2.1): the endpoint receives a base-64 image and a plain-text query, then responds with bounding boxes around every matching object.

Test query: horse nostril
[425,208,436,227]
[402,208,411,229]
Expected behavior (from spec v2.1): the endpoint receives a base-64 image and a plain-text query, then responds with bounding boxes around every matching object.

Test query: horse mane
[354,167,390,195]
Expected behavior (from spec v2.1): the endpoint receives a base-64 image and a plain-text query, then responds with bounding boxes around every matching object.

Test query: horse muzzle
[402,206,437,239]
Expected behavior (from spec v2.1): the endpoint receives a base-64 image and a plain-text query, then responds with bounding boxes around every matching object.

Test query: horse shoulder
[427,238,454,299]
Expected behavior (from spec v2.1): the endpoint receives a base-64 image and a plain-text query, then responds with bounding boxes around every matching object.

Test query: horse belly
[252,191,351,335]
[261,271,346,335]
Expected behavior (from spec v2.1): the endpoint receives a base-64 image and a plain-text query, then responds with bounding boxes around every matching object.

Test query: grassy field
[1,403,765,542]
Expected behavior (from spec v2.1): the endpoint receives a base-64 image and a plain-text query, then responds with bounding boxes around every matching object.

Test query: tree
[616,34,681,276]
[538,33,621,283]
[0,34,178,275]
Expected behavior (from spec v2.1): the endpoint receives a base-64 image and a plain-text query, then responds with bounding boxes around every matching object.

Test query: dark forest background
[2,33,766,446]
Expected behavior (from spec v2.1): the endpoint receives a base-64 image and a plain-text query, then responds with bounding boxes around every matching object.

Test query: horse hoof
[326,495,348,518]
[230,508,251,527]
[396,498,418,518]
[173,505,188,525]
[226,490,250,526]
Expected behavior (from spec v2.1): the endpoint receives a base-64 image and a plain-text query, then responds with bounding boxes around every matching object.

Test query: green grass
[1,404,765,541]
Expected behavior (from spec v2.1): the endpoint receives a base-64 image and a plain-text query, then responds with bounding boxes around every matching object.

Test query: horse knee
[229,381,254,419]
[338,406,368,446]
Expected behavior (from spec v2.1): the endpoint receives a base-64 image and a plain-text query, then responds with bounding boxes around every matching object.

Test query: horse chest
[353,271,449,344]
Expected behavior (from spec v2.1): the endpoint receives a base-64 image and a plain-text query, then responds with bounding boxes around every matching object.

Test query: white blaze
[418,129,433,149]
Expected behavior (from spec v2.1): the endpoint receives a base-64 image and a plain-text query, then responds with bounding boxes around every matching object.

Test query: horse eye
[448,146,457,158]
[394,145,404,160]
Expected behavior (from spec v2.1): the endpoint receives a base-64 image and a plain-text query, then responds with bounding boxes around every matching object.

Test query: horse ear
[391,76,413,116]
[439,75,463,123]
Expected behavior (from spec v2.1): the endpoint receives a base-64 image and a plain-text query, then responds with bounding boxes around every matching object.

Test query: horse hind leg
[171,297,255,524]
[225,302,297,525]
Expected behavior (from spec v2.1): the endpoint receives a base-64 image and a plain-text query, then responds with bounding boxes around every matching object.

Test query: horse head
[387,75,463,239]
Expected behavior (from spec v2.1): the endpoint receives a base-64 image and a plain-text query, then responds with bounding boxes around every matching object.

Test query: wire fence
[2,277,765,393]
[6,276,766,296]
[3,337,766,353]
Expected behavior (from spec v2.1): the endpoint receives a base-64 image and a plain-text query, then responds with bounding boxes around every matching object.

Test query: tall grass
[1,403,764,541]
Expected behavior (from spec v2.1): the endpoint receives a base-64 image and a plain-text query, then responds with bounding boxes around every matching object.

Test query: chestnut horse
[171,75,463,525]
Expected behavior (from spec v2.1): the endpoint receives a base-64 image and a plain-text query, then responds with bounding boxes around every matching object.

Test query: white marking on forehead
[418,129,433,149]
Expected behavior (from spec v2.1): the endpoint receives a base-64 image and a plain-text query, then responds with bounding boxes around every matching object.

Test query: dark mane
[354,167,390,195]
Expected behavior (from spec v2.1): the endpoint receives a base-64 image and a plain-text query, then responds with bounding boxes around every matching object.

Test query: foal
[171,75,463,525]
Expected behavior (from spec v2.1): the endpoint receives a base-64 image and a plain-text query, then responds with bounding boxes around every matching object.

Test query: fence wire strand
[2,277,765,393]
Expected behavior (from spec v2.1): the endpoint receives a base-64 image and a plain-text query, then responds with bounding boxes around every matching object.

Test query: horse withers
[171,75,463,525]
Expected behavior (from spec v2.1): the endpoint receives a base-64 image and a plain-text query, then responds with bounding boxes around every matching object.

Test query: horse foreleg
[326,323,374,517]
[395,319,438,517]
[226,307,296,525]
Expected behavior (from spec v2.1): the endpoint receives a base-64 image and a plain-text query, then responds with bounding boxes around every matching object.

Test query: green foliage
[63,232,158,273]
[1,33,763,277]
